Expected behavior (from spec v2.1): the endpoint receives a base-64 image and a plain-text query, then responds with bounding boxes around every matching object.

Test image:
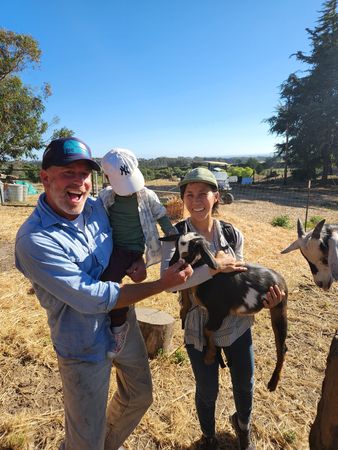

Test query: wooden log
[135,307,175,358]
[309,330,338,450]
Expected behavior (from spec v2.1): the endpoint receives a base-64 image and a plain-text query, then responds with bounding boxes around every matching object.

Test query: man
[15,137,192,450]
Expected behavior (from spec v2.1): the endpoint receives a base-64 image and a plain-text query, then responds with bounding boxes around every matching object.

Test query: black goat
[161,231,288,391]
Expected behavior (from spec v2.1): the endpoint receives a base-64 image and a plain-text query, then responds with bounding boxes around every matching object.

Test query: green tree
[50,127,76,140]
[266,0,338,183]
[24,163,40,182]
[245,157,264,174]
[228,166,254,178]
[0,29,41,81]
[0,29,50,161]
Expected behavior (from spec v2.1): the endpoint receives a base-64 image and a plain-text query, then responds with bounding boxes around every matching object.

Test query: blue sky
[2,0,323,160]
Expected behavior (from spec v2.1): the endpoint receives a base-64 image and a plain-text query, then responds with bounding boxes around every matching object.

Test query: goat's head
[281,219,338,290]
[160,232,218,269]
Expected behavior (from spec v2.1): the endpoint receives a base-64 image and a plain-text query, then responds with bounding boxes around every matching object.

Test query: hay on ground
[0,189,337,449]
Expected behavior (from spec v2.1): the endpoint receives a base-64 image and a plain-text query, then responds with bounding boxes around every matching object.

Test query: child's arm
[158,215,176,236]
[144,188,176,235]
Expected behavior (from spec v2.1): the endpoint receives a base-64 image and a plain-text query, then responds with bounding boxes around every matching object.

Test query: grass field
[0,186,337,450]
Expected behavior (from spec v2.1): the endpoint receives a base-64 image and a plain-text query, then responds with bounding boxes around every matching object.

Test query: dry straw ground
[0,183,337,450]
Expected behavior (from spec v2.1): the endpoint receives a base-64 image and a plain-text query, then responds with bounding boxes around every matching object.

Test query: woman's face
[183,182,219,222]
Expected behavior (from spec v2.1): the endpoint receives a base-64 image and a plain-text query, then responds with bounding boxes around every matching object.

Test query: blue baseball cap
[42,137,101,171]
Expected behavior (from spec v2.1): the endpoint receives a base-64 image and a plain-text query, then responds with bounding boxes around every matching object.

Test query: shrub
[282,429,297,444]
[306,215,324,229]
[271,215,292,229]
[170,348,187,365]
[156,347,188,365]
[165,196,183,220]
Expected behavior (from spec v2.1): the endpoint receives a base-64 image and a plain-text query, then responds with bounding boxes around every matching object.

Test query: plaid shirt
[99,186,173,266]
[161,218,254,350]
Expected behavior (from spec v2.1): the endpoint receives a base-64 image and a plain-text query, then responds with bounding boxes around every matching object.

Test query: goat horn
[297,219,305,238]
[312,219,326,240]
[281,240,301,254]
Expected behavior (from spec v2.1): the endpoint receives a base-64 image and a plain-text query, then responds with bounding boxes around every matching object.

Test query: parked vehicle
[189,161,235,204]
[209,165,234,204]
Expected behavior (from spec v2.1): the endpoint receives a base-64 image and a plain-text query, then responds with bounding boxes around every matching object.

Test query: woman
[161,167,283,450]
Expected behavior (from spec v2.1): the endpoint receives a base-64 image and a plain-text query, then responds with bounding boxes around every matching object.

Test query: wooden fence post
[309,330,338,450]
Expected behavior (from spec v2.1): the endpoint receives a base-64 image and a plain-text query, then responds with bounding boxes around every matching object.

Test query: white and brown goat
[281,219,338,291]
[161,232,288,392]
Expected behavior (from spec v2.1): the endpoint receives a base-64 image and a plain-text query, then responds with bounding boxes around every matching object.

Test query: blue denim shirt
[15,194,119,362]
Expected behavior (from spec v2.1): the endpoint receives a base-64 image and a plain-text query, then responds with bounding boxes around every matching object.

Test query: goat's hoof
[267,378,278,392]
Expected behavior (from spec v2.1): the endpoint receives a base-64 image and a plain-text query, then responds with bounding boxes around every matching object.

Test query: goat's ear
[328,231,338,280]
[312,219,326,240]
[199,241,218,269]
[281,239,301,254]
[159,234,181,242]
[297,219,305,238]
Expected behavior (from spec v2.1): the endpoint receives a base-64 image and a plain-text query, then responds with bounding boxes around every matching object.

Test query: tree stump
[135,307,175,358]
[309,330,338,450]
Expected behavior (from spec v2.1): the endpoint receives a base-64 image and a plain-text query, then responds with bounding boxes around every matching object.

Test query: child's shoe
[107,322,129,359]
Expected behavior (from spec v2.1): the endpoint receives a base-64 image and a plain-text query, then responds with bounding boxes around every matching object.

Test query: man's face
[40,161,92,220]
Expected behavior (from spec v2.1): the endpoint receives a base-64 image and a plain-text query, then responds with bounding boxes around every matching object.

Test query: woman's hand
[210,251,247,275]
[263,284,285,309]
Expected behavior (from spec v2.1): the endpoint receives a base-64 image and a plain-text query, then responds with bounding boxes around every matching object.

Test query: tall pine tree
[266,0,338,182]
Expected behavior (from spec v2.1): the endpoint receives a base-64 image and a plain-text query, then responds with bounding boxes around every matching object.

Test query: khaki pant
[58,308,152,450]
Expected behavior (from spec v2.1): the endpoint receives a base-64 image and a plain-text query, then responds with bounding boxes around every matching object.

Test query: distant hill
[210,154,273,163]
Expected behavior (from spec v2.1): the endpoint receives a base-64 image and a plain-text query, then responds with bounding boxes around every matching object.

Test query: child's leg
[109,308,129,327]
[125,256,147,283]
[101,247,144,328]
[100,247,129,283]
[102,249,144,360]
[100,247,132,329]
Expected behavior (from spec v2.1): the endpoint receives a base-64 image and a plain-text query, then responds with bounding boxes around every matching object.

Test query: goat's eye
[322,257,328,265]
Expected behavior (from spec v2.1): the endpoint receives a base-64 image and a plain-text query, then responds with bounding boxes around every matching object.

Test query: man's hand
[159,260,193,290]
[263,284,285,309]
[126,258,147,283]
[115,260,193,309]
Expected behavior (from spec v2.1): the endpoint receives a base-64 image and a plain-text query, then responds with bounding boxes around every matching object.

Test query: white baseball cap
[102,148,145,195]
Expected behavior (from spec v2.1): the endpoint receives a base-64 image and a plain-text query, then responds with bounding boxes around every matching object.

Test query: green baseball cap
[179,167,218,188]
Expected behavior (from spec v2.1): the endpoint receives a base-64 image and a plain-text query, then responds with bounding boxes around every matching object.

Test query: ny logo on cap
[120,164,130,176]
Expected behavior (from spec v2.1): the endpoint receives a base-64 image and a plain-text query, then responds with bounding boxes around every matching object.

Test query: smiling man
[40,138,98,218]
[15,137,192,450]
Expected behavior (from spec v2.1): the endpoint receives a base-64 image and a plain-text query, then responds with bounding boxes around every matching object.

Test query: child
[99,148,176,359]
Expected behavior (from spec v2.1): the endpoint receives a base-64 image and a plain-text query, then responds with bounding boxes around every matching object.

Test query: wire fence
[231,183,337,210]
[148,181,338,228]
[1,170,337,224]
[150,183,337,210]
